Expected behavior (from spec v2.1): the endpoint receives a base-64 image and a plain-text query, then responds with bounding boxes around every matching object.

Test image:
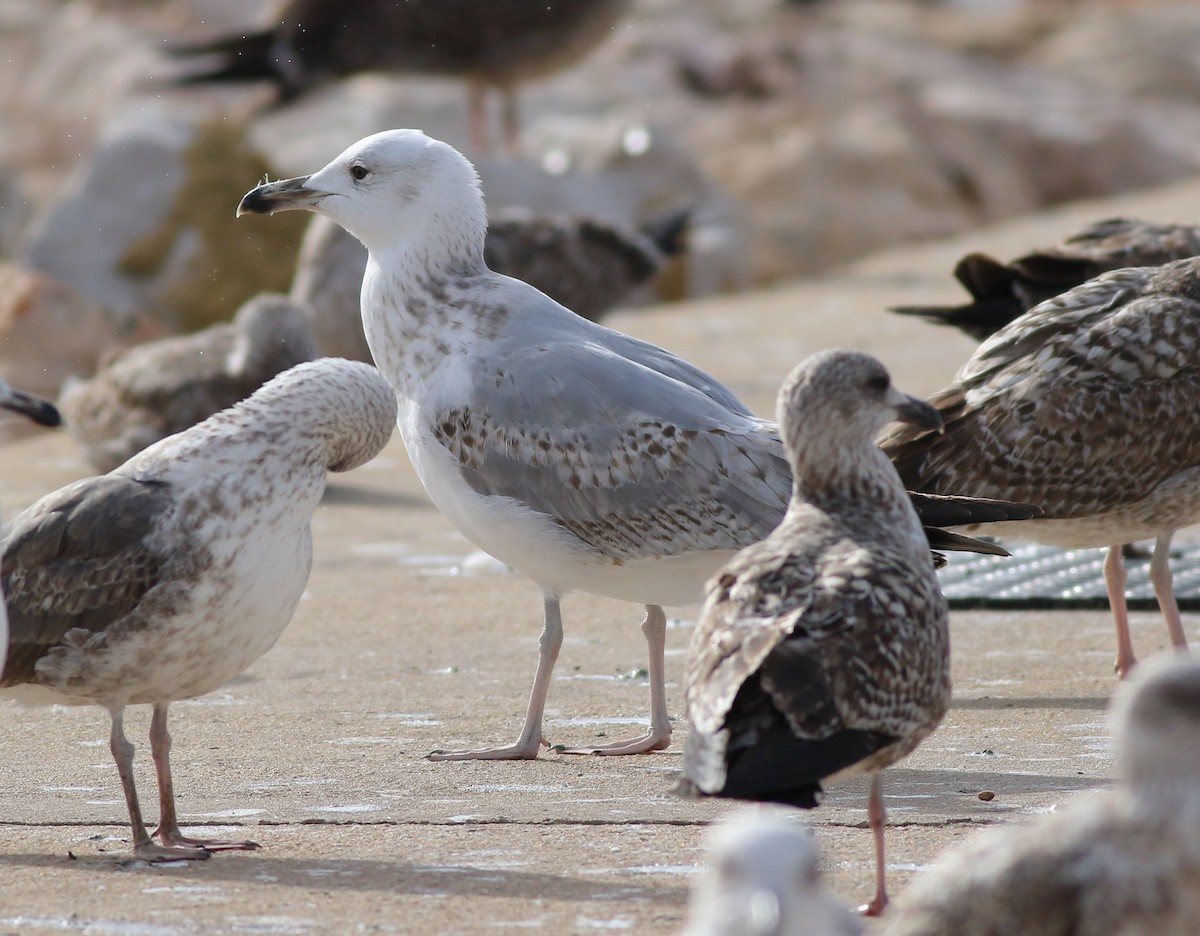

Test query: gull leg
[858,773,889,917]
[1150,532,1189,653]
[428,593,561,760]
[468,82,489,153]
[108,706,208,862]
[1104,544,1138,678]
[150,703,260,852]
[555,605,673,755]
[501,87,521,157]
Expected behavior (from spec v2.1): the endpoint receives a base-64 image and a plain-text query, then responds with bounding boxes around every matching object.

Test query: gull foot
[133,841,211,862]
[155,828,261,852]
[427,737,548,761]
[552,730,670,756]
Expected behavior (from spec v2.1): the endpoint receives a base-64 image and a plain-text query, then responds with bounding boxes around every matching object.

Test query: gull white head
[237,129,487,268]
[683,808,863,936]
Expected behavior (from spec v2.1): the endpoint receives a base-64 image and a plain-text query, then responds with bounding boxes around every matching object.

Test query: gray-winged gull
[882,257,1200,678]
[883,654,1200,936]
[892,218,1200,342]
[59,293,317,473]
[237,129,1030,761]
[679,350,951,916]
[1,358,396,861]
[291,209,687,361]
[172,0,632,152]
[682,807,863,936]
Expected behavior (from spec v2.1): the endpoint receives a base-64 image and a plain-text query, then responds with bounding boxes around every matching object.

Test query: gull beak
[1,387,61,428]
[890,390,943,433]
[236,175,328,217]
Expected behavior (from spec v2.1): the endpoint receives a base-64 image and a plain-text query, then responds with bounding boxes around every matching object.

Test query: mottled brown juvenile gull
[679,350,951,916]
[59,293,317,473]
[172,0,631,152]
[882,257,1200,678]
[237,129,1029,761]
[884,654,1200,936]
[1,358,396,862]
[0,378,63,679]
[291,208,687,361]
[892,218,1200,342]
[682,807,863,936]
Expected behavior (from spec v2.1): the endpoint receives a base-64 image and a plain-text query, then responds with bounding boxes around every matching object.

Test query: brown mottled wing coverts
[1,475,172,686]
[883,260,1200,516]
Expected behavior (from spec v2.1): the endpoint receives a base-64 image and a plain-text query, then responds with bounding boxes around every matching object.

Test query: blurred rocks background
[3,0,1200,442]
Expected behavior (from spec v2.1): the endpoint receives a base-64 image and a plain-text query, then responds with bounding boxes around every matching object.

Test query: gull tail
[890,253,1027,343]
[168,30,294,96]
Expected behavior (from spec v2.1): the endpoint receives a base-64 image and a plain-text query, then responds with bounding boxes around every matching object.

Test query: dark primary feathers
[1,475,173,687]
[892,218,1200,341]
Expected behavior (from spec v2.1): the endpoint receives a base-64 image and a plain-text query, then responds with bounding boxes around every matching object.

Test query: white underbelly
[400,411,723,605]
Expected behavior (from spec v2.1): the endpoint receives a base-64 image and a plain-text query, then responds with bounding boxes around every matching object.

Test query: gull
[171,0,632,153]
[60,293,316,473]
[237,128,1032,761]
[881,257,1200,678]
[682,807,863,936]
[883,654,1200,936]
[891,218,1200,342]
[679,350,951,916]
[1,359,396,861]
[0,377,62,678]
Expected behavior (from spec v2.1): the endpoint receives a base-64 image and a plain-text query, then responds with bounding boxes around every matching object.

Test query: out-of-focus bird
[60,293,316,473]
[171,0,633,153]
[680,350,952,916]
[891,218,1200,342]
[290,208,690,361]
[881,257,1200,678]
[682,808,863,936]
[2,359,397,862]
[883,654,1200,936]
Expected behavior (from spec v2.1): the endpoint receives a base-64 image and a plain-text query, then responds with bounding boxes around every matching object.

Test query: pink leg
[1104,544,1138,679]
[468,82,489,153]
[428,594,560,760]
[1150,532,1189,652]
[108,706,209,862]
[149,703,260,852]
[555,605,673,755]
[858,773,889,917]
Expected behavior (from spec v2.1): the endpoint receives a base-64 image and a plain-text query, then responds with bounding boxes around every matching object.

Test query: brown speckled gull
[237,129,1030,763]
[883,654,1200,936]
[892,217,1200,342]
[172,0,631,152]
[1,358,396,862]
[881,257,1200,678]
[679,350,951,916]
[59,293,317,473]
[681,807,862,936]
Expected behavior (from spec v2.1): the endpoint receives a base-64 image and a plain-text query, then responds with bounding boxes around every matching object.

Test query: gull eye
[350,164,369,181]
[865,373,889,394]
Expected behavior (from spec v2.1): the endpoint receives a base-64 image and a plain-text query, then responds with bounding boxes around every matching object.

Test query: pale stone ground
[3,177,1200,934]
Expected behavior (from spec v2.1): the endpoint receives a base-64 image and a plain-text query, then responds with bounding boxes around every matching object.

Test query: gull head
[237,130,487,261]
[776,349,941,461]
[682,808,862,936]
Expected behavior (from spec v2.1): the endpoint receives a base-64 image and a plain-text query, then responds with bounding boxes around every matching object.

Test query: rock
[25,99,309,333]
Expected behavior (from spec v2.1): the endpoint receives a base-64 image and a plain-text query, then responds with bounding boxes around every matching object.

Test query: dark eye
[350,164,369,181]
[866,374,889,394]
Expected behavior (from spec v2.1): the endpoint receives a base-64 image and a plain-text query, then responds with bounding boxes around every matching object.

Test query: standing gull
[682,807,863,936]
[679,350,951,916]
[883,654,1200,936]
[172,0,632,153]
[237,129,1030,760]
[60,293,317,473]
[881,257,1200,677]
[2,358,396,861]
[891,218,1200,342]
